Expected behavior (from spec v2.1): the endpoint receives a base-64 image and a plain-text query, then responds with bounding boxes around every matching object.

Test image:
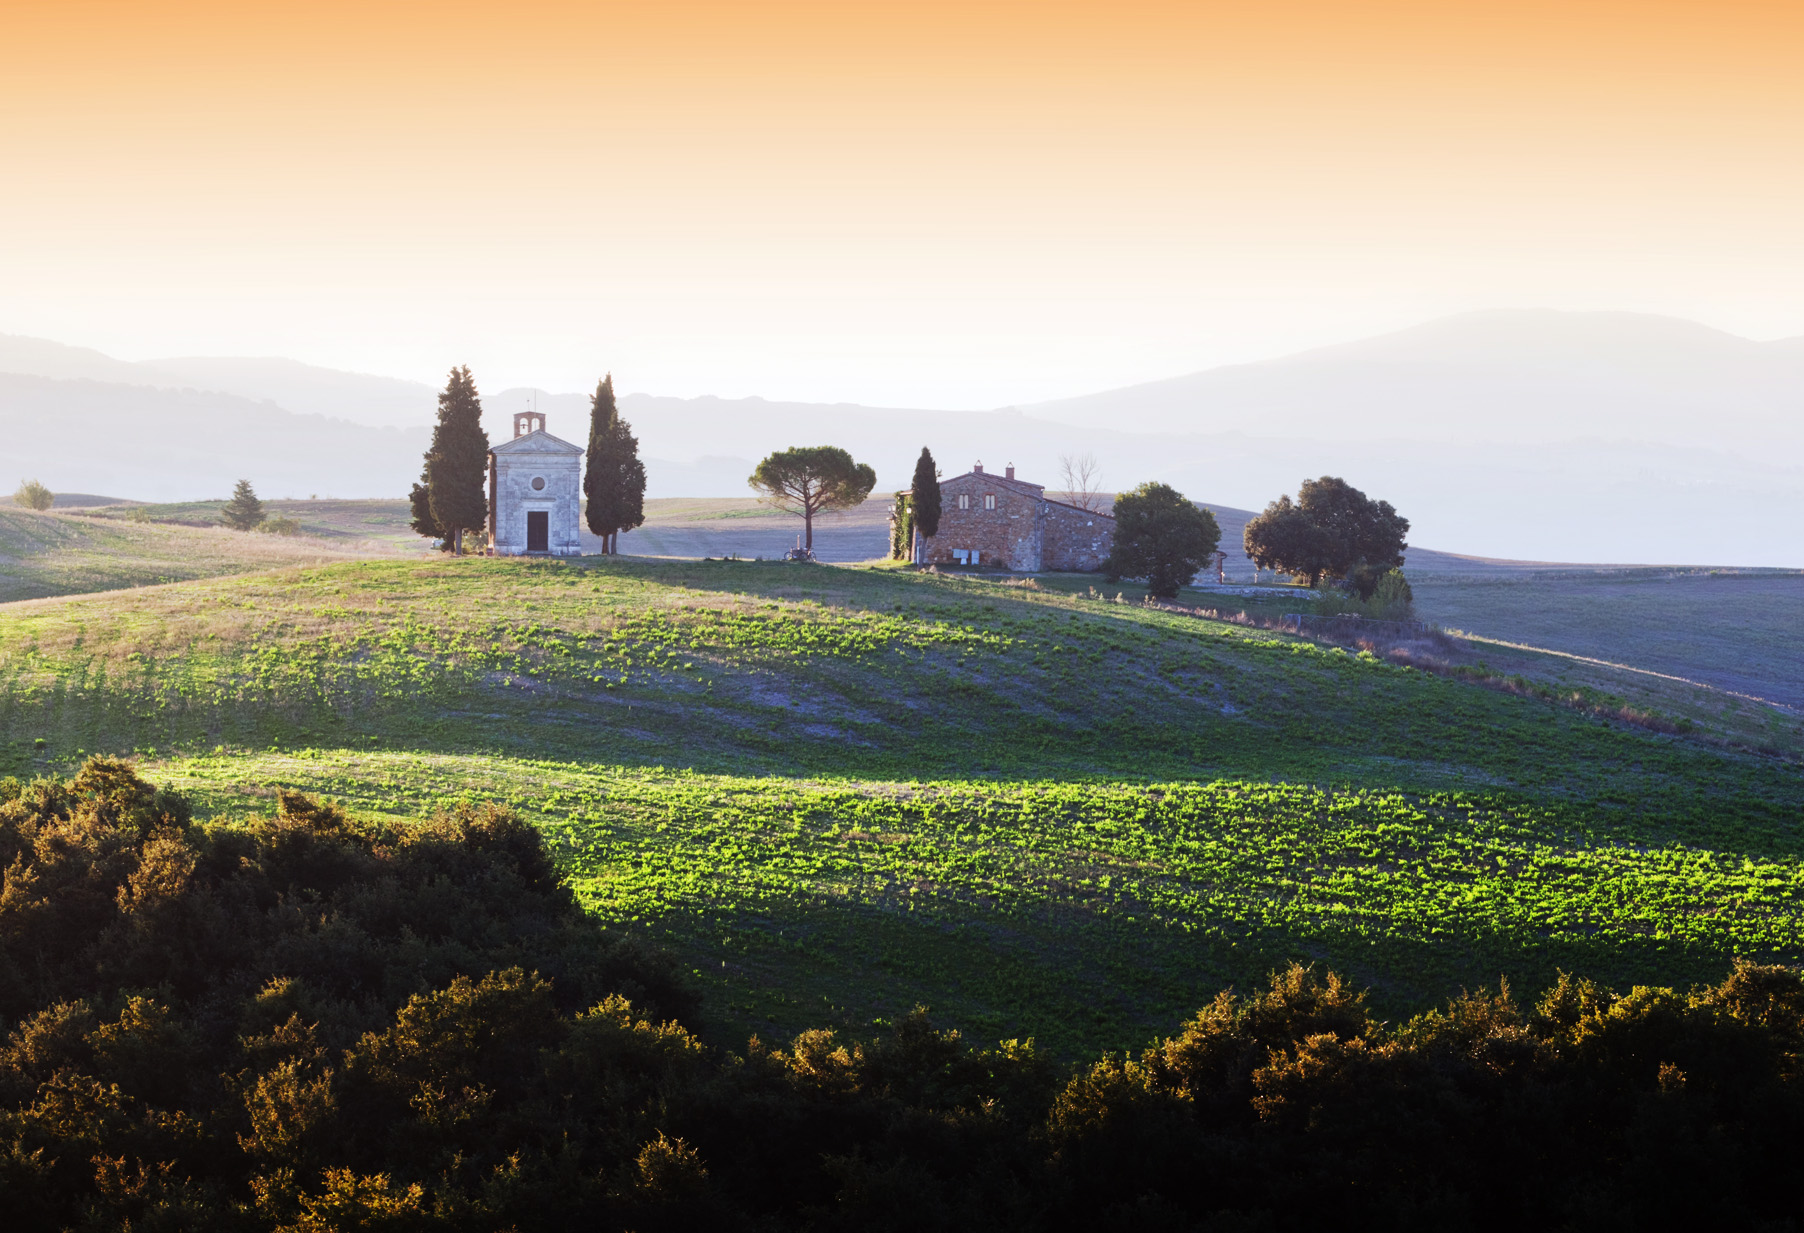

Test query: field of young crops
[2,555,1800,1054]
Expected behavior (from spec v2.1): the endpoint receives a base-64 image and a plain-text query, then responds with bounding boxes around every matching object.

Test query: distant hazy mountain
[0,335,440,429]
[0,373,428,501]
[139,357,438,429]
[3,314,1800,565]
[1024,310,1804,456]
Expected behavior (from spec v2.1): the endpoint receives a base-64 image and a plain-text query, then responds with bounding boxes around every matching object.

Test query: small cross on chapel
[486,411,584,555]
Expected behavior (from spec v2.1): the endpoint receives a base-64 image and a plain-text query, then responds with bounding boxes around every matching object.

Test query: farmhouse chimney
[1005,463,1015,480]
[973,460,984,474]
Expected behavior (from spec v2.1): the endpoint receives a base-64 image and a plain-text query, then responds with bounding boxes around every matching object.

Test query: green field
[83,496,427,551]
[0,506,368,602]
[3,555,1800,1055]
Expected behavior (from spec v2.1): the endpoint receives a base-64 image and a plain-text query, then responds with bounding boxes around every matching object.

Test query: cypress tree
[219,479,266,531]
[424,366,489,555]
[407,466,442,547]
[909,448,942,563]
[583,374,646,554]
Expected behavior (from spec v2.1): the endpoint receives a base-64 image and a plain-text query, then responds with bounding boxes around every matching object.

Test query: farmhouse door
[526,510,549,552]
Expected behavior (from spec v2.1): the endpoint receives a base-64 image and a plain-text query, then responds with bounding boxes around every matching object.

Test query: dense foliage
[420,366,489,555]
[889,490,912,559]
[583,373,647,554]
[1103,481,1221,597]
[0,759,689,1230]
[219,480,266,532]
[1243,476,1409,593]
[910,446,942,546]
[12,479,54,512]
[748,445,877,551]
[2,762,1800,1231]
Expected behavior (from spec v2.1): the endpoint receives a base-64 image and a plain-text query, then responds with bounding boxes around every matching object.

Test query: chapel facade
[911,462,1114,571]
[487,412,584,556]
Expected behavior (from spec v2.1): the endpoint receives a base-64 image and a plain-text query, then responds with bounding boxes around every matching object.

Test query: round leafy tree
[1243,476,1408,594]
[749,445,877,552]
[13,478,53,510]
[1103,481,1220,598]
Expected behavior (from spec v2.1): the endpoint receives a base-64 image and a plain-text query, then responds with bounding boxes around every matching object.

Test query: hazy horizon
[6,3,1804,408]
[5,308,1802,567]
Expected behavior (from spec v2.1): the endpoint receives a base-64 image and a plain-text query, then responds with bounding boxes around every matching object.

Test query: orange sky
[4,0,1802,403]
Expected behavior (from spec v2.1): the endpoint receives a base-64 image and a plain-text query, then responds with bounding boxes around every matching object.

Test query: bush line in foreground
[2,761,1801,1231]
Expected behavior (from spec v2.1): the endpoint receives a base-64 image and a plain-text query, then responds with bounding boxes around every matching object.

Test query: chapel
[487,411,584,555]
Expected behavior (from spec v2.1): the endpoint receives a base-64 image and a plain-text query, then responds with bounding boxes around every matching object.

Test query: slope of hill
[0,507,370,602]
[2,556,1797,1056]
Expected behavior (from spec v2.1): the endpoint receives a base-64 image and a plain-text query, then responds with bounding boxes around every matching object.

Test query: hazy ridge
[3,310,1801,565]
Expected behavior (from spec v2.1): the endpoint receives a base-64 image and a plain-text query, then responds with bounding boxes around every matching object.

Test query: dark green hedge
[2,761,1800,1231]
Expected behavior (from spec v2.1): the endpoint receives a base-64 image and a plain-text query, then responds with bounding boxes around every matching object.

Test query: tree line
[408,367,647,554]
[2,760,1800,1231]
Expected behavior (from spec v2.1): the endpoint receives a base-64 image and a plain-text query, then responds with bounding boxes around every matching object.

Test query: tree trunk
[453,527,462,556]
[804,505,814,551]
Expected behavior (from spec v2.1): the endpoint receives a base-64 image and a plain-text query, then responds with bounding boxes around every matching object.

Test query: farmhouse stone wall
[919,466,1114,571]
[1040,501,1112,571]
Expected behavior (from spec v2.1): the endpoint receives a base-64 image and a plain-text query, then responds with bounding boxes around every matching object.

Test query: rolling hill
[2,554,1798,1057]
[0,506,374,602]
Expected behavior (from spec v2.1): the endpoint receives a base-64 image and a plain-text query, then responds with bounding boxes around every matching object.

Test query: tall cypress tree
[910,447,942,563]
[407,465,441,547]
[424,366,489,555]
[583,374,646,554]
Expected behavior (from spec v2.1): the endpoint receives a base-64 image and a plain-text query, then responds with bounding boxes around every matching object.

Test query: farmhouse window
[983,494,996,510]
[957,494,970,510]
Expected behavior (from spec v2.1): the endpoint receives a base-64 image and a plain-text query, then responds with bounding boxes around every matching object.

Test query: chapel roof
[491,428,584,457]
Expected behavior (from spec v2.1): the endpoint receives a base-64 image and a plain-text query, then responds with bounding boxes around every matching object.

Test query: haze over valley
[4,308,1800,565]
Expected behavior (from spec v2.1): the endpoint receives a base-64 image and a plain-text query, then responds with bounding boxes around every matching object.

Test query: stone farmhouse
[911,462,1114,571]
[486,411,584,556]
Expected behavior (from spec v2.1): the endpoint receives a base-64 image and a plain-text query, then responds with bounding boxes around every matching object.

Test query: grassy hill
[0,506,372,602]
[2,554,1800,1055]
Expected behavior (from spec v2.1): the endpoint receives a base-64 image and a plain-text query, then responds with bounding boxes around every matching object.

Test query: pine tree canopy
[219,479,266,531]
[424,366,489,553]
[584,374,647,540]
[748,445,877,551]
